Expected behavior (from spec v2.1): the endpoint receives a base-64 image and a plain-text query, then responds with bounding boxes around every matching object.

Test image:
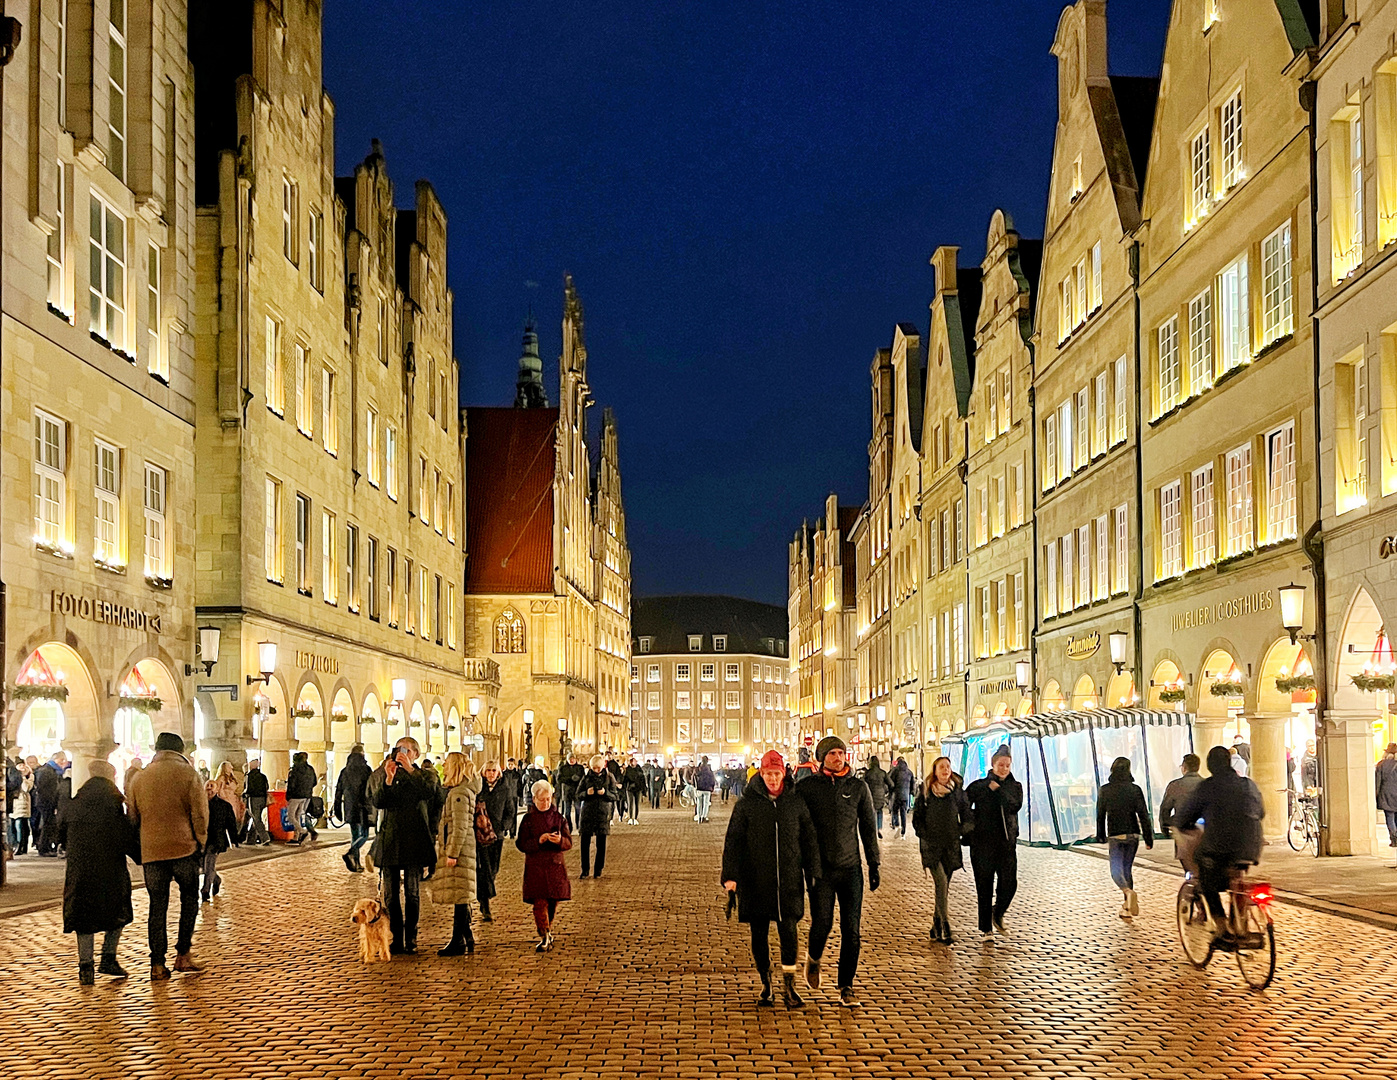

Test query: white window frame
[322,366,337,455]
[1261,222,1293,346]
[701,662,715,682]
[676,663,690,682]
[1220,90,1244,190]
[1094,372,1107,457]
[93,438,121,567]
[1187,288,1213,397]
[1044,413,1058,489]
[366,408,379,486]
[308,207,323,291]
[47,160,68,314]
[725,662,740,682]
[1191,464,1216,568]
[1090,242,1102,312]
[1266,422,1297,543]
[1061,533,1075,612]
[1114,504,1129,594]
[1044,540,1058,618]
[714,635,727,652]
[295,344,312,436]
[1225,445,1254,557]
[265,316,283,415]
[88,195,126,347]
[1075,388,1089,469]
[1113,355,1128,444]
[282,177,297,262]
[386,426,398,500]
[34,410,67,550]
[295,494,310,593]
[143,463,166,579]
[322,510,337,604]
[1160,481,1184,579]
[264,477,283,583]
[1190,126,1212,221]
[1013,572,1025,648]
[108,1,127,181]
[1094,513,1109,602]
[1157,316,1181,416]
[346,523,359,612]
[146,244,164,378]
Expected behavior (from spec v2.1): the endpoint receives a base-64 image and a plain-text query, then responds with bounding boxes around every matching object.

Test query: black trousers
[477,839,502,903]
[627,790,641,820]
[144,853,201,964]
[383,866,422,947]
[808,867,864,989]
[36,807,58,853]
[580,828,607,875]
[750,918,800,972]
[970,844,1018,932]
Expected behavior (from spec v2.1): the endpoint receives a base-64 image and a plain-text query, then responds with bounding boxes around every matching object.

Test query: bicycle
[678,784,697,811]
[1286,791,1320,856]
[1176,866,1276,990]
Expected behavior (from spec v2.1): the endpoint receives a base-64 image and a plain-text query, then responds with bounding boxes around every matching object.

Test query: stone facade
[852,346,894,756]
[888,324,926,754]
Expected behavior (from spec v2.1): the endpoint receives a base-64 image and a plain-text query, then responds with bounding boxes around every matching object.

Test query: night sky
[323,1,1169,606]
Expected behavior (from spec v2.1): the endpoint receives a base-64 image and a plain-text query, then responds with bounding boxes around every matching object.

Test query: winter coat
[623,764,646,794]
[575,767,618,833]
[862,764,891,811]
[796,768,879,876]
[205,793,241,855]
[430,777,482,906]
[12,772,33,817]
[605,759,624,786]
[964,771,1024,851]
[911,781,971,874]
[479,776,515,837]
[1096,779,1153,842]
[1376,758,1397,813]
[695,764,716,792]
[1173,771,1264,865]
[32,761,60,811]
[333,753,373,828]
[888,761,915,804]
[516,806,572,903]
[244,767,270,800]
[365,763,440,868]
[1158,772,1204,832]
[128,750,209,863]
[557,761,585,796]
[721,775,820,924]
[60,777,137,935]
[285,759,317,799]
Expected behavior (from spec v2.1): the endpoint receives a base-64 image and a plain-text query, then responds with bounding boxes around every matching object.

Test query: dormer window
[714,635,727,652]
[688,635,702,652]
[638,636,652,654]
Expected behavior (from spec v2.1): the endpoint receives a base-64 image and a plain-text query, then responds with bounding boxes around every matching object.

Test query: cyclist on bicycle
[1172,746,1264,943]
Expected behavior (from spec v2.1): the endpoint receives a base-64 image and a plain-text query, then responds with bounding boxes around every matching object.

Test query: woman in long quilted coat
[430,753,482,955]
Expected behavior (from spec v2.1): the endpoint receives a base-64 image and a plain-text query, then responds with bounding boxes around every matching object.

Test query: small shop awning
[944,707,1192,742]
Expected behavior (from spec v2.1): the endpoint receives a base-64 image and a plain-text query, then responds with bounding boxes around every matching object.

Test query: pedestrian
[720,766,733,804]
[1229,745,1249,779]
[209,761,245,822]
[964,744,1023,943]
[665,764,678,808]
[911,756,971,945]
[243,759,271,845]
[1300,739,1319,791]
[7,758,33,855]
[575,754,617,878]
[623,756,646,825]
[128,732,209,980]
[503,759,523,837]
[365,737,441,955]
[477,760,514,922]
[888,757,914,838]
[557,753,585,830]
[33,751,66,855]
[61,760,139,984]
[285,751,318,844]
[792,747,817,783]
[731,763,748,801]
[694,756,716,823]
[516,780,572,951]
[201,779,241,902]
[862,755,890,838]
[334,744,373,872]
[123,757,144,794]
[1232,734,1251,765]
[1158,754,1203,874]
[797,735,879,1007]
[431,752,481,956]
[1377,743,1397,848]
[722,750,820,1008]
[1095,756,1153,919]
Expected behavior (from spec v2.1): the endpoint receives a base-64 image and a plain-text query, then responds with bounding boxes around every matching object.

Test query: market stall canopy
[943,707,1193,743]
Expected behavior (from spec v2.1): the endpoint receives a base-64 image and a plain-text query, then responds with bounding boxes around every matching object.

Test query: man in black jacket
[365,737,440,954]
[797,735,879,1008]
[964,745,1024,942]
[1173,745,1264,937]
[862,756,891,838]
[888,758,914,838]
[557,754,585,829]
[243,760,271,845]
[284,752,317,844]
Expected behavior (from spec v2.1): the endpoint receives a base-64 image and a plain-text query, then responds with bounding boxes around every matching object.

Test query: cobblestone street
[0,805,1389,1079]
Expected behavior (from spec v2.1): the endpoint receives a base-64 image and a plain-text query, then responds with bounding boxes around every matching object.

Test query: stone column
[1192,716,1228,762]
[64,740,116,788]
[1322,710,1377,856]
[1246,713,1290,841]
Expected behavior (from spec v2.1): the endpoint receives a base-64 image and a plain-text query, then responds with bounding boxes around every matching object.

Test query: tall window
[308,208,323,291]
[264,477,283,583]
[953,499,964,562]
[93,439,121,567]
[433,468,443,534]
[386,548,398,626]
[1094,372,1107,456]
[447,581,456,648]
[1354,357,1369,505]
[446,481,456,542]
[345,523,359,612]
[1266,422,1297,542]
[1261,222,1293,345]
[1218,256,1250,372]
[1188,289,1213,396]
[1113,504,1129,594]
[979,586,991,658]
[1190,127,1212,221]
[366,408,379,485]
[419,566,430,639]
[295,345,312,435]
[1077,526,1091,608]
[1225,445,1254,556]
[143,464,166,579]
[998,369,1011,435]
[1157,316,1181,416]
[367,536,379,619]
[1059,276,1075,342]
[1334,107,1364,280]
[108,0,127,181]
[1090,242,1102,312]
[1220,90,1244,190]
[434,575,443,644]
[295,494,310,594]
[377,295,388,363]
[1044,412,1058,489]
[419,456,430,526]
[1094,513,1109,601]
[56,0,67,126]
[1057,401,1072,481]
[47,161,67,313]
[322,367,337,455]
[89,196,125,346]
[282,178,298,262]
[1061,532,1075,611]
[1013,572,1025,648]
[265,317,283,415]
[1075,258,1087,328]
[322,511,337,604]
[1113,355,1128,444]
[984,377,997,443]
[1011,461,1024,527]
[146,245,164,378]
[386,426,398,500]
[439,370,449,431]
[953,603,965,672]
[1160,481,1184,579]
[1075,388,1089,468]
[34,411,67,549]
[1044,541,1058,618]
[1191,464,1216,568]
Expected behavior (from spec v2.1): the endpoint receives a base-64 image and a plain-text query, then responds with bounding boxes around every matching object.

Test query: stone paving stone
[0,806,1391,1078]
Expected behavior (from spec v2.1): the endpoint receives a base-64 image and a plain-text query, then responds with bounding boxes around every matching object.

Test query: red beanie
[760,750,784,771]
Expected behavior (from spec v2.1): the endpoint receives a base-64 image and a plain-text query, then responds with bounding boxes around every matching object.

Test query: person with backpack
[334,745,373,872]
[888,757,915,838]
[1095,757,1153,920]
[284,752,318,844]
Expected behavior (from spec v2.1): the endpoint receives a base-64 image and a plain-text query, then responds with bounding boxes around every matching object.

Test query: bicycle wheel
[1234,903,1276,990]
[1309,812,1321,858]
[1286,813,1308,852]
[1176,882,1214,968]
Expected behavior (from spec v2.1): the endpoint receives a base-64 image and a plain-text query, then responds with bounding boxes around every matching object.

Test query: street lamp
[246,640,276,686]
[391,678,407,705]
[187,625,221,677]
[1015,659,1031,690]
[1279,583,1307,644]
[557,716,571,762]
[1109,630,1129,675]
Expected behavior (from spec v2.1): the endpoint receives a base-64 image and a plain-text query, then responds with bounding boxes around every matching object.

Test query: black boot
[98,954,129,978]
[930,917,941,945]
[941,918,955,945]
[79,962,94,986]
[463,904,476,955]
[757,969,773,1007]
[782,972,805,1009]
[438,904,471,956]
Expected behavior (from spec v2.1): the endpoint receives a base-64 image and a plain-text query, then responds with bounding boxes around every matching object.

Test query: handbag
[307,795,325,820]
[473,796,497,846]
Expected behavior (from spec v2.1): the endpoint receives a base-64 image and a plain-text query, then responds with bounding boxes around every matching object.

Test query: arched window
[493,608,526,654]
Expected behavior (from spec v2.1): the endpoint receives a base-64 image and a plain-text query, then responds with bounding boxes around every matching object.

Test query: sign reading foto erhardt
[51,590,162,634]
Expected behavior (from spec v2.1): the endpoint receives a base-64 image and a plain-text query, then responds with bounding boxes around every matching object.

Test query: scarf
[930,777,955,798]
[821,764,851,779]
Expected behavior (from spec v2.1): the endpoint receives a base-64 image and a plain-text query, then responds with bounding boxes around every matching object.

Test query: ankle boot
[464,923,476,955]
[98,954,129,978]
[782,971,805,1009]
[757,968,773,1006]
[79,962,95,986]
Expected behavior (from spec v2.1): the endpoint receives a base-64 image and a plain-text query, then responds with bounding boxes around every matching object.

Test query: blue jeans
[890,799,909,835]
[1384,810,1397,845]
[1108,837,1139,890]
[144,853,201,964]
[808,867,864,989]
[695,791,712,820]
[347,821,370,858]
[875,808,884,833]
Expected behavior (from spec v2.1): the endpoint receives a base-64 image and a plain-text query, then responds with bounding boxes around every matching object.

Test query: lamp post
[1015,659,1032,716]
[905,690,923,783]
[1276,582,1331,855]
[558,716,571,764]
[247,641,277,686]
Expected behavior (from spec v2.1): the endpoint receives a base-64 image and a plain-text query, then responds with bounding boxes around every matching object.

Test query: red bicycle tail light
[1250,883,1274,906]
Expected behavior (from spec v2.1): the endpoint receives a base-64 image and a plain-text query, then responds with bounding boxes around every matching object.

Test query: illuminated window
[1220,90,1244,189]
[143,464,166,579]
[493,608,526,653]
[1225,446,1254,556]
[33,411,67,549]
[93,439,121,566]
[1261,222,1293,345]
[1159,481,1183,579]
[265,317,283,415]
[88,195,126,346]
[1191,464,1216,568]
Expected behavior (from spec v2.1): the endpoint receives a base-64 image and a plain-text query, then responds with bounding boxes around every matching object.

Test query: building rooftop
[465,407,558,594]
[632,596,788,657]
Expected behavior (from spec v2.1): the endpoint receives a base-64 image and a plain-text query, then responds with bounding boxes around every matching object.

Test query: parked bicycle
[1286,790,1320,855]
[1177,867,1276,990]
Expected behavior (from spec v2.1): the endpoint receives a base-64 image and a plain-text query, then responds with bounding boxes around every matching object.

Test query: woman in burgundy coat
[515,780,573,951]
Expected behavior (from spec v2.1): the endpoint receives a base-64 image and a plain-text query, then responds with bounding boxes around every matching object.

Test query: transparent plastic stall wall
[945,741,967,779]
[1093,725,1146,790]
[1042,730,1098,844]
[959,732,998,785]
[1020,736,1059,844]
[1144,725,1192,814]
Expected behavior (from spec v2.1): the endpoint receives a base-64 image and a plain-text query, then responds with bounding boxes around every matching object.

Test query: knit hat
[814,735,847,763]
[154,732,185,754]
[991,744,1012,763]
[760,750,784,771]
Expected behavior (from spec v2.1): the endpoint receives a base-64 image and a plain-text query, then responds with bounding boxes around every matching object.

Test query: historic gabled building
[852,346,894,756]
[888,323,927,754]
[464,278,630,765]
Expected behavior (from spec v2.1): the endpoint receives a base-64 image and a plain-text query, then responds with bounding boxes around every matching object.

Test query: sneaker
[544,933,555,951]
[535,937,548,953]
[342,852,356,872]
[981,931,995,943]
[838,987,859,1008]
[1119,899,1131,920]
[1127,889,1140,917]
[992,914,1007,935]
[804,957,821,990]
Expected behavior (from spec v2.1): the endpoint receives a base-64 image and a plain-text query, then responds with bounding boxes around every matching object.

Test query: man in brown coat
[128,732,209,980]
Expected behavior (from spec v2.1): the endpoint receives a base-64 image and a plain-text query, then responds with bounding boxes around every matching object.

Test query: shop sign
[934,692,954,707]
[51,590,162,633]
[295,650,340,675]
[198,684,240,700]
[1170,588,1274,633]
[1066,631,1100,661]
[979,677,1018,695]
[422,679,445,697]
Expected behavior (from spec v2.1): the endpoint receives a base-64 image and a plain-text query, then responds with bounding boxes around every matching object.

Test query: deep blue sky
[324,1,1169,606]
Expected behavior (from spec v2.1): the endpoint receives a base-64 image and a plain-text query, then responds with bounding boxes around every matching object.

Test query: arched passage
[1041,679,1065,711]
[294,682,326,780]
[428,704,446,757]
[1106,672,1136,708]
[359,689,384,757]
[1071,674,1098,710]
[447,705,461,753]
[113,658,180,780]
[1148,659,1182,710]
[329,687,356,791]
[11,643,101,774]
[408,701,427,752]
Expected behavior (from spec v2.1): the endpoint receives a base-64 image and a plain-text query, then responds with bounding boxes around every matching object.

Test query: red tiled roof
[466,407,558,594]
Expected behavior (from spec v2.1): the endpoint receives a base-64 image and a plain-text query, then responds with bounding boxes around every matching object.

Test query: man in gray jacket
[1158,753,1204,873]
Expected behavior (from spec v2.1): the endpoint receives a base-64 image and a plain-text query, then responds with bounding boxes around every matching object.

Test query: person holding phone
[365,737,440,955]
[515,780,572,951]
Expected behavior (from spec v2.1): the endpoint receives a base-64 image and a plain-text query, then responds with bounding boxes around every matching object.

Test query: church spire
[514,318,549,408]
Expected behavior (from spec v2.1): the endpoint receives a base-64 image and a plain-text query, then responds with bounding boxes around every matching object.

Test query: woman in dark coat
[477,761,514,921]
[575,755,618,878]
[1096,756,1153,920]
[515,780,572,951]
[721,751,820,1009]
[622,758,646,825]
[334,745,373,872]
[911,756,971,945]
[201,782,241,901]
[60,761,138,984]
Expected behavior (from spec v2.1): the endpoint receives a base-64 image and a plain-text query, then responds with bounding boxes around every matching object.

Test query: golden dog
[350,898,392,963]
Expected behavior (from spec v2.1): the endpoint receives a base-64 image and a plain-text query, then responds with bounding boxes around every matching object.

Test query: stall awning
[943,707,1192,743]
